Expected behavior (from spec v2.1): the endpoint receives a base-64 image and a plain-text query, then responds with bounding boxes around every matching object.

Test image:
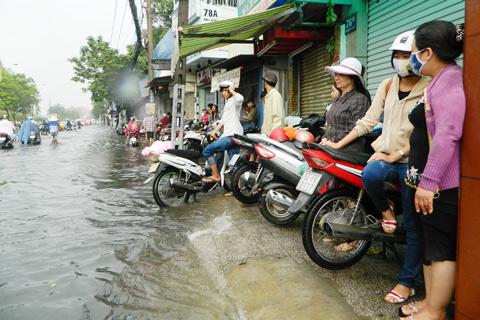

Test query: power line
[116,0,129,48]
[110,0,119,44]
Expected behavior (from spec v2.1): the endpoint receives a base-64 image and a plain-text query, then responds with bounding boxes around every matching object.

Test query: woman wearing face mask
[322,31,430,304]
[398,21,465,320]
[321,57,370,152]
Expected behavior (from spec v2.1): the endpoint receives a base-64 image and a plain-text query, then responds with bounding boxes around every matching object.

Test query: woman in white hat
[321,57,370,152]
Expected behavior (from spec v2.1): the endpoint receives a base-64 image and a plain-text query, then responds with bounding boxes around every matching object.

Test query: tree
[0,69,40,122]
[69,36,128,104]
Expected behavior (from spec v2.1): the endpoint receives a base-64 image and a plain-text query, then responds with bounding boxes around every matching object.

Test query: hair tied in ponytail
[455,24,465,42]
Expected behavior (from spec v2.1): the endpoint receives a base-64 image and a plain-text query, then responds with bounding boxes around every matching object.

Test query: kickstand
[381,242,404,263]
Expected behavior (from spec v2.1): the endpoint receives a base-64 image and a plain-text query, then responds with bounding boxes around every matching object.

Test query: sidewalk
[188,192,418,319]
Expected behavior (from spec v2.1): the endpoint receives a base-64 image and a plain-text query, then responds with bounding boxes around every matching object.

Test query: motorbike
[0,133,14,149]
[277,143,405,270]
[30,131,41,145]
[242,115,325,225]
[128,132,140,147]
[146,148,233,207]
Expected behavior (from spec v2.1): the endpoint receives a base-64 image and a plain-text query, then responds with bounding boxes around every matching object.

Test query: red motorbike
[285,143,406,270]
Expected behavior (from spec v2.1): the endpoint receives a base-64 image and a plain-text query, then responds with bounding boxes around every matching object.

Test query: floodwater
[0,126,240,319]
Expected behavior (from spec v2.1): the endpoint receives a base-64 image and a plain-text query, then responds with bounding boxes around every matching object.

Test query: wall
[456,1,480,319]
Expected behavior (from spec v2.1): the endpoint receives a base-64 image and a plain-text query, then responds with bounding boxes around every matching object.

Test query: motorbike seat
[307,143,371,167]
[164,149,203,160]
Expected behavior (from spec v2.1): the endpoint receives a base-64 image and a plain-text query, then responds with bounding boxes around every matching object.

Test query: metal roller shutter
[367,0,464,99]
[185,92,195,119]
[299,45,332,118]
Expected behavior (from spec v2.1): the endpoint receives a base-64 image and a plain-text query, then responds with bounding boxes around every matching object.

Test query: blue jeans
[362,160,422,288]
[203,136,239,167]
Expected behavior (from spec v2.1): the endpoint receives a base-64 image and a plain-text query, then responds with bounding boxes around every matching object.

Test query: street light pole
[147,0,154,82]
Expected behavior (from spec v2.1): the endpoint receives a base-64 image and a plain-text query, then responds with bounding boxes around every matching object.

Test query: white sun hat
[325,57,365,87]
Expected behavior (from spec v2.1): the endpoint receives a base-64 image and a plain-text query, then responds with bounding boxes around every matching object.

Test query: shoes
[398,301,421,317]
[384,288,415,304]
[382,219,397,233]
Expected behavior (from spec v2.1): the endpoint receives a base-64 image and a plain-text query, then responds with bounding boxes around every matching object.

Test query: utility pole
[147,0,154,81]
[170,0,189,149]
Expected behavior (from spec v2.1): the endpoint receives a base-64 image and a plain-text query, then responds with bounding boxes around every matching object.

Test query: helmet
[219,80,235,90]
[294,130,314,143]
[131,116,135,121]
[269,128,288,142]
[389,31,415,52]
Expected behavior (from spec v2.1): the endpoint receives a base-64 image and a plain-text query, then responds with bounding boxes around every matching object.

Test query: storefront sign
[238,0,279,16]
[150,59,171,70]
[188,0,238,25]
[146,103,155,114]
[139,77,150,98]
[211,67,241,92]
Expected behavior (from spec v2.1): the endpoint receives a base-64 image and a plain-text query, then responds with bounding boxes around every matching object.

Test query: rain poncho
[17,119,40,143]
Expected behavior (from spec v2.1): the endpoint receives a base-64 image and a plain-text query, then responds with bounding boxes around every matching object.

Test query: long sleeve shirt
[354,76,431,162]
[419,63,465,192]
[220,93,244,137]
[261,88,285,135]
[323,89,369,152]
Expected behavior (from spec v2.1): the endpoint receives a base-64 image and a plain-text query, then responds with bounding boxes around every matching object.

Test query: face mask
[393,59,414,77]
[409,49,427,76]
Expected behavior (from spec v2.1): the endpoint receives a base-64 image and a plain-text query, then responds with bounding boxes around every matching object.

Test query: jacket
[419,63,465,192]
[354,76,431,162]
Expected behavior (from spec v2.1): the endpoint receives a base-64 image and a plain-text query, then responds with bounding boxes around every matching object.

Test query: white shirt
[0,119,15,139]
[220,93,244,137]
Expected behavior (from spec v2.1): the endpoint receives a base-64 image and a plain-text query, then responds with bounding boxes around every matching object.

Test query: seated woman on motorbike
[321,57,370,152]
[124,116,141,144]
[202,80,243,183]
[322,31,430,304]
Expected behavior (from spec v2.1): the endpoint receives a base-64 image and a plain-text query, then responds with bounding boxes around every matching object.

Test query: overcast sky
[0,0,146,114]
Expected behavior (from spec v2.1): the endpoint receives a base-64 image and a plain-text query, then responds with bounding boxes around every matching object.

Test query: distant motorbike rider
[0,115,16,144]
[124,116,141,144]
[49,116,60,141]
[202,80,243,183]
[17,116,40,144]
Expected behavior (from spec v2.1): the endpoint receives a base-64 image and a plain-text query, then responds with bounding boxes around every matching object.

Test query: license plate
[0,137,5,142]
[296,171,323,195]
[148,163,159,173]
[228,154,240,166]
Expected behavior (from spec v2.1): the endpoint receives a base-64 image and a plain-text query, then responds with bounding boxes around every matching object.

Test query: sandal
[384,288,415,304]
[382,219,397,233]
[398,301,421,317]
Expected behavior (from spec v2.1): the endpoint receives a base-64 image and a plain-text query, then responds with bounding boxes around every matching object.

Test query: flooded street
[0,126,240,319]
[1,125,415,320]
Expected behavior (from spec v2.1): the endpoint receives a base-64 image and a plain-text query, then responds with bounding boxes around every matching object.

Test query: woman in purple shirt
[399,21,465,320]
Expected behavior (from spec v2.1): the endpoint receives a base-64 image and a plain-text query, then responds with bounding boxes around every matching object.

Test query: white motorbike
[145,148,231,207]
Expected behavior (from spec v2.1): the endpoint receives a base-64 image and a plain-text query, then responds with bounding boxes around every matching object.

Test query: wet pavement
[0,125,422,319]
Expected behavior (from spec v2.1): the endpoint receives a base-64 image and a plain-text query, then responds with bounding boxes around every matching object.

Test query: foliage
[326,0,337,24]
[0,68,40,122]
[48,103,81,120]
[153,0,173,30]
[325,1,337,55]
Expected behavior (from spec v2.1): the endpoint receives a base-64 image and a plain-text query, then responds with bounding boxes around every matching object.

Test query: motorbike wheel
[231,162,261,204]
[258,181,299,225]
[302,188,375,270]
[152,169,190,207]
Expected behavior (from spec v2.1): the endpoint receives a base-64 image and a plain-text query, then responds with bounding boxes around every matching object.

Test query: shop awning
[179,4,295,59]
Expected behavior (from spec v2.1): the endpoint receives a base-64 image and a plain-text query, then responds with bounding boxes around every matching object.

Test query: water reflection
[0,126,239,319]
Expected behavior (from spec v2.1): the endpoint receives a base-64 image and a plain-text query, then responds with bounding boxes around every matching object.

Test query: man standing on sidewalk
[261,71,285,136]
[142,113,156,146]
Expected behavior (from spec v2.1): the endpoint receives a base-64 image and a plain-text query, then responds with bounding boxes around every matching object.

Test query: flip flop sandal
[384,288,415,304]
[382,219,397,233]
[398,301,421,317]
